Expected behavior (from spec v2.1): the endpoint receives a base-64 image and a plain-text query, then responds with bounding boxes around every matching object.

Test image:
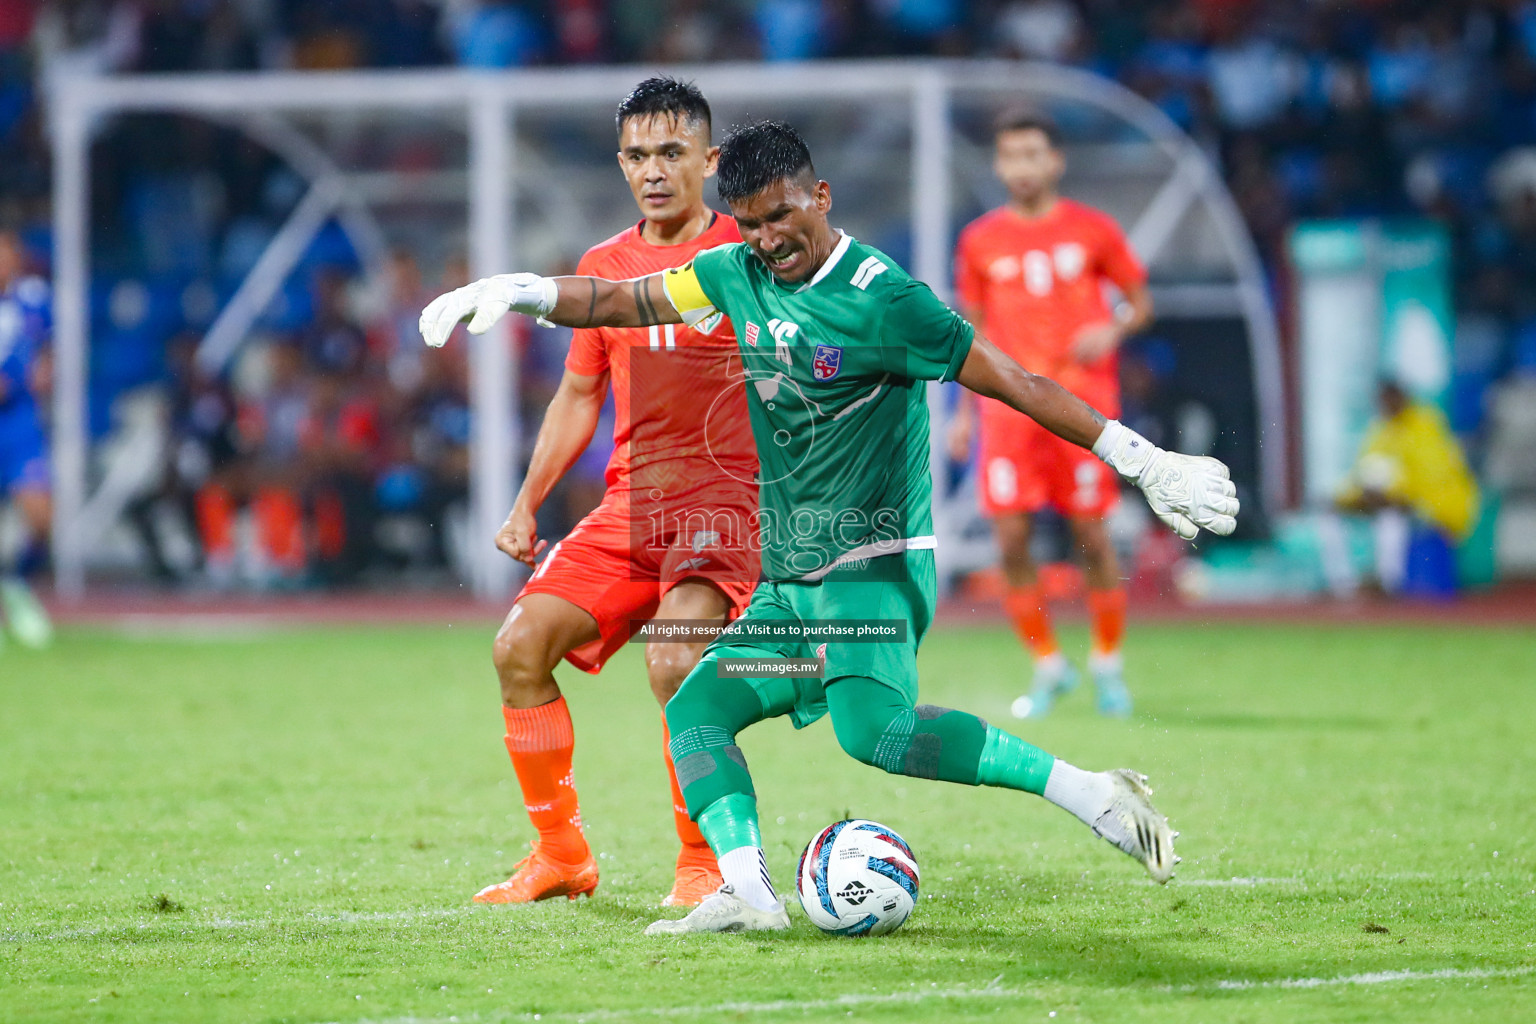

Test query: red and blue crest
[812,343,842,381]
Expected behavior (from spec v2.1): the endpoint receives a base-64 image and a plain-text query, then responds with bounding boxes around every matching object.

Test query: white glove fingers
[1206,494,1240,517]
[419,298,448,348]
[1158,510,1199,541]
[420,288,475,347]
[467,299,510,335]
[1205,515,1237,537]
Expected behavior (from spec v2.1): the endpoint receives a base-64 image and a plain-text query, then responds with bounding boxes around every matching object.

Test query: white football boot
[1090,769,1179,883]
[644,885,790,936]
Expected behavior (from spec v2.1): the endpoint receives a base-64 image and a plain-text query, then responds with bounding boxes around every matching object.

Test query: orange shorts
[517,491,758,673]
[977,411,1119,518]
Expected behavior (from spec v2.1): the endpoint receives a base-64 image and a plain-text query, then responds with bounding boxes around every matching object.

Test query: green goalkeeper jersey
[662,232,974,582]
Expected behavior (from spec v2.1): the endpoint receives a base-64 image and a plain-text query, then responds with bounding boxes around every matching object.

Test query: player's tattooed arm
[955,333,1107,450]
[545,272,682,328]
[419,271,682,347]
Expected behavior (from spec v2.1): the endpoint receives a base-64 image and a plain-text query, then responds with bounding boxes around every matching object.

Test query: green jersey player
[421,121,1239,935]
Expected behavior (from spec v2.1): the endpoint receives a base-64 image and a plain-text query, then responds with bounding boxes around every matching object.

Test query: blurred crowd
[107,250,476,587]
[4,0,1536,584]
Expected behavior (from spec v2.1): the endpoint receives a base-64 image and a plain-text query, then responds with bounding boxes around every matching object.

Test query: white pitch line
[1176,877,1305,887]
[1200,965,1536,991]
[0,906,472,944]
[317,966,1536,1024]
[321,982,1021,1024]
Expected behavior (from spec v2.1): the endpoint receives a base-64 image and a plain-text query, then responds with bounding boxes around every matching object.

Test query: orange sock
[660,714,713,861]
[1087,587,1127,656]
[1004,584,1058,659]
[313,489,346,561]
[195,485,235,564]
[253,487,305,573]
[502,698,588,865]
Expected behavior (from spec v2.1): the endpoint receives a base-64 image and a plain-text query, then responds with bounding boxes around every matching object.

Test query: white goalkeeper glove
[1094,420,1239,540]
[418,273,558,348]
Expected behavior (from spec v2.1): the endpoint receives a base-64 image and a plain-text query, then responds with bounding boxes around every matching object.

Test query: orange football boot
[661,846,723,907]
[473,844,599,904]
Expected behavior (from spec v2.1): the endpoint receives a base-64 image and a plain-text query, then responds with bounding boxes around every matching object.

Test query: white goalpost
[47,59,1283,600]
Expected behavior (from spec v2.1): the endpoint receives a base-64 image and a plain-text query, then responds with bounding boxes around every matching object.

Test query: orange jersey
[566,213,757,499]
[954,198,1146,417]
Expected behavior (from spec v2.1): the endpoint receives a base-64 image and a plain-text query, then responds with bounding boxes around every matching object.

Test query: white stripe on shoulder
[797,231,855,292]
[850,255,888,290]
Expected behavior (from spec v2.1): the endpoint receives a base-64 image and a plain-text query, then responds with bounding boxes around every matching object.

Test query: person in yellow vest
[1332,381,1479,594]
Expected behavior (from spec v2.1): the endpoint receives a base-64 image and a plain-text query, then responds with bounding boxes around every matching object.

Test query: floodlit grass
[3,616,1534,1022]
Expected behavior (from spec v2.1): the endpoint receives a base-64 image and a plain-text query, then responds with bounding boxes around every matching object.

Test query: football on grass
[796,819,919,936]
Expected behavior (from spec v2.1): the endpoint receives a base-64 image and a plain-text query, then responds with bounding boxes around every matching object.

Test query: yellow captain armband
[661,261,719,328]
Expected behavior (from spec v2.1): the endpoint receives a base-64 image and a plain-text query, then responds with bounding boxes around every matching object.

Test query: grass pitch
[3,614,1534,1023]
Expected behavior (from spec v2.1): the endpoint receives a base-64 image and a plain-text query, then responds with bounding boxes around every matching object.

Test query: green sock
[696,792,761,857]
[974,725,1055,794]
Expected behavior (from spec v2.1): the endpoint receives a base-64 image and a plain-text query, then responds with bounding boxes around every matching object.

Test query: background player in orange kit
[952,110,1153,720]
[471,77,758,907]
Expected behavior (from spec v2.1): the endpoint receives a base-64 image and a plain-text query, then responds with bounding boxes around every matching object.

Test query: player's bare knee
[645,644,697,705]
[492,613,557,702]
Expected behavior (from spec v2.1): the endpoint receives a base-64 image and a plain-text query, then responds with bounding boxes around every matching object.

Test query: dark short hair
[994,108,1061,148]
[615,75,712,139]
[716,120,816,203]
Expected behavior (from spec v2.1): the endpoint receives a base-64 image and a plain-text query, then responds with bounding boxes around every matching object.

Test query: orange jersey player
[474,78,758,908]
[952,110,1153,720]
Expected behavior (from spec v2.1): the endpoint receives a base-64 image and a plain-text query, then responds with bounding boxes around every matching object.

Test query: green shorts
[698,548,936,728]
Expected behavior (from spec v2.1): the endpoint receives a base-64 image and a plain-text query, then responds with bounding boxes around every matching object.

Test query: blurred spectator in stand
[1206,11,1296,132]
[1125,2,1210,132]
[1118,336,1181,453]
[871,0,968,56]
[125,331,238,584]
[1487,146,1536,331]
[553,0,608,63]
[283,0,368,70]
[378,343,469,572]
[753,0,828,61]
[134,0,258,72]
[1226,133,1292,268]
[367,247,433,406]
[299,350,383,586]
[449,0,548,67]
[994,0,1084,63]
[1325,381,1480,598]
[200,338,309,588]
[300,267,369,378]
[370,0,448,67]
[648,0,758,63]
[296,267,381,585]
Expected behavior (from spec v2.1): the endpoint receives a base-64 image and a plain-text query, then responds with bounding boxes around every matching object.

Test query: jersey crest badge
[812,344,842,381]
